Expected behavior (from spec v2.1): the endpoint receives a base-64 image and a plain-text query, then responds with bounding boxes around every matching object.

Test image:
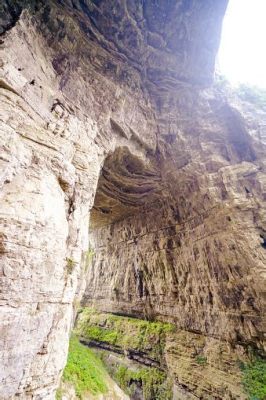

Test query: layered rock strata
[75,308,249,399]
[0,0,265,399]
[85,86,266,348]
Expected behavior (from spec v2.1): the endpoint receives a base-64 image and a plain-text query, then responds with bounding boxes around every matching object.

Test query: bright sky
[217,0,266,88]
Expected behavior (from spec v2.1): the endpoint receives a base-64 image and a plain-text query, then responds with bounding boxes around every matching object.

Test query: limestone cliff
[0,1,265,399]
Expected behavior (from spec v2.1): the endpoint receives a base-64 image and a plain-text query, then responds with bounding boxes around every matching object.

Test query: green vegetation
[75,308,175,361]
[115,365,172,400]
[84,325,118,345]
[66,257,77,274]
[215,75,266,109]
[62,336,108,399]
[55,388,62,400]
[72,309,175,398]
[241,355,266,400]
[84,246,95,272]
[195,355,207,365]
[236,84,266,108]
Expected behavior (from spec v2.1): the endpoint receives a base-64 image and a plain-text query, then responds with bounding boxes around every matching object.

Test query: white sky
[217,0,266,88]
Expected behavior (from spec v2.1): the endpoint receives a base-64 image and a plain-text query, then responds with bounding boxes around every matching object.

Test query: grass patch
[75,308,175,362]
[55,388,62,400]
[115,365,172,400]
[241,355,266,400]
[84,326,118,345]
[63,335,108,399]
[195,355,207,365]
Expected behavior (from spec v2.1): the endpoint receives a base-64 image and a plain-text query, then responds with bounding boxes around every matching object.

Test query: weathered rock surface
[85,82,266,348]
[0,0,265,399]
[75,308,250,399]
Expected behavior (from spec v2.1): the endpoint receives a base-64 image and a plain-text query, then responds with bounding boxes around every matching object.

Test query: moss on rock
[115,365,172,400]
[75,307,175,362]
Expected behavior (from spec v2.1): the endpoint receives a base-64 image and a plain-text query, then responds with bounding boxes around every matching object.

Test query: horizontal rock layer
[75,308,249,399]
[84,111,266,347]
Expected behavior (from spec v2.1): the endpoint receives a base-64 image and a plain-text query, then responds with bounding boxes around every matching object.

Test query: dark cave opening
[90,147,161,231]
[83,146,164,314]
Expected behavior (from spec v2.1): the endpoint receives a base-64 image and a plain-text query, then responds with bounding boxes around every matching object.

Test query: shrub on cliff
[115,365,172,400]
[237,84,266,108]
[241,355,266,400]
[62,336,108,398]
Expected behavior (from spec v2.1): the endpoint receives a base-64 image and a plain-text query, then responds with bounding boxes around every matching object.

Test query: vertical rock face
[0,0,265,399]
[85,92,266,347]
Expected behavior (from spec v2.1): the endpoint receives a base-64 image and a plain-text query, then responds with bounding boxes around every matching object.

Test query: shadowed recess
[90,147,162,229]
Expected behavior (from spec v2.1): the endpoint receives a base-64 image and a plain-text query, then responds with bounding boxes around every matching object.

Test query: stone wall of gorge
[75,308,252,399]
[84,95,266,348]
[0,1,155,397]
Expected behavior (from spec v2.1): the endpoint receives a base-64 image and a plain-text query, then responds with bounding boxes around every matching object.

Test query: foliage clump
[66,257,77,274]
[115,365,172,400]
[55,388,62,400]
[214,75,266,110]
[236,84,266,108]
[62,335,108,399]
[241,355,266,400]
[75,307,175,361]
[195,355,207,365]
